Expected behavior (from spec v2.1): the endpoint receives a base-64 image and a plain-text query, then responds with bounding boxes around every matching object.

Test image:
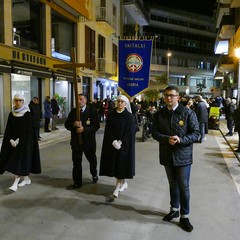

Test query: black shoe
[235,149,240,153]
[163,210,179,221]
[66,184,81,190]
[92,176,98,183]
[179,218,193,232]
[44,130,51,132]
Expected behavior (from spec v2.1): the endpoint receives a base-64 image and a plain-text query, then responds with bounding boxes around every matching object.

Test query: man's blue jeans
[199,122,205,140]
[164,165,191,217]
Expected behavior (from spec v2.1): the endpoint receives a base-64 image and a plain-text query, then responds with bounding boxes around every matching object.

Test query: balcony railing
[96,58,117,76]
[96,7,116,30]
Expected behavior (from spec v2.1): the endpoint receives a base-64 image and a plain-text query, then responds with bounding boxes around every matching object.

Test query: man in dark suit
[65,94,100,189]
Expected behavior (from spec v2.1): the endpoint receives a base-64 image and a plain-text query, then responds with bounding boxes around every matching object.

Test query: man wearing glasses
[152,86,200,232]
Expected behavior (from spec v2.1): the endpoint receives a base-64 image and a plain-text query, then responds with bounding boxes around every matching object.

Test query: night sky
[143,0,216,16]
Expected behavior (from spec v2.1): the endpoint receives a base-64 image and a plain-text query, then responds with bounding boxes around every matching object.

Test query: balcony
[123,0,149,26]
[95,7,116,35]
[96,58,117,76]
[214,54,234,76]
[231,0,240,8]
[215,3,230,29]
[218,15,235,39]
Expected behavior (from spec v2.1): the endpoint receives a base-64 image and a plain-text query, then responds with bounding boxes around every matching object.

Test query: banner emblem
[126,54,143,73]
[118,39,153,97]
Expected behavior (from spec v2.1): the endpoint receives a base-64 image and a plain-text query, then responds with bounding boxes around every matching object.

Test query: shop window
[12,0,42,52]
[54,80,69,118]
[11,74,31,104]
[51,10,75,61]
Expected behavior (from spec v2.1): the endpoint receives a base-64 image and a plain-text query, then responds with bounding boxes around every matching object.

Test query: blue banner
[118,39,153,97]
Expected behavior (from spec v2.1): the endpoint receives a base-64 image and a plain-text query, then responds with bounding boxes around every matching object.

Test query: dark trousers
[44,118,50,131]
[226,118,234,134]
[72,148,98,186]
[164,165,191,217]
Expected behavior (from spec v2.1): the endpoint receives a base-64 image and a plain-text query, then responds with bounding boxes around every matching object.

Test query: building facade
[140,3,219,96]
[0,0,120,134]
[214,0,240,100]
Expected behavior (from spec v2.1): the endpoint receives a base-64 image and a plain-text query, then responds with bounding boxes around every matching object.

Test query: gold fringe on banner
[118,86,150,99]
[119,36,154,40]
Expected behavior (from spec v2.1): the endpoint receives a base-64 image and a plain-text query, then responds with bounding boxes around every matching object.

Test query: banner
[118,39,153,97]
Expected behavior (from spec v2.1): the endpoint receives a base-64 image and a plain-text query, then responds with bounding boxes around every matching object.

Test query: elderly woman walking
[100,95,136,200]
[0,94,41,192]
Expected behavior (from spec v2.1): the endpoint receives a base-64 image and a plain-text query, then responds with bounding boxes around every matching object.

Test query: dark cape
[0,111,41,175]
[99,108,135,179]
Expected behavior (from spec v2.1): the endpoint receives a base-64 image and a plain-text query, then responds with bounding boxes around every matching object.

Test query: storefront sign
[16,70,32,76]
[118,39,153,97]
[12,50,46,66]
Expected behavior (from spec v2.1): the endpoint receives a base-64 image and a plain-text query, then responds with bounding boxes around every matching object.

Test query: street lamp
[235,48,240,105]
[167,52,172,80]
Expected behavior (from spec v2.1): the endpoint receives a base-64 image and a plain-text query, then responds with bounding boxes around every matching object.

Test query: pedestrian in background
[195,95,209,142]
[152,86,200,232]
[65,94,100,189]
[233,103,240,152]
[0,94,41,192]
[43,96,52,132]
[100,95,135,200]
[29,97,42,140]
[51,95,60,130]
[224,98,236,136]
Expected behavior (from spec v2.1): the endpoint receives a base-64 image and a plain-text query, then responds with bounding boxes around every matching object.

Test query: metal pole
[167,56,170,80]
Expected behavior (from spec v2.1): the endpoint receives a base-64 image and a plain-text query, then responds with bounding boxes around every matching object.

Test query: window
[113,4,116,17]
[51,10,75,61]
[85,26,95,69]
[98,35,106,71]
[12,0,42,52]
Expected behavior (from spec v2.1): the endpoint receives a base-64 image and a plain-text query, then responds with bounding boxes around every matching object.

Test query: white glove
[112,140,121,150]
[10,138,19,147]
[117,140,122,146]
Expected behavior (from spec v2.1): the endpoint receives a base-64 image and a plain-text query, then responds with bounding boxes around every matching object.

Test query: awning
[53,70,81,82]
[11,61,52,78]
[0,61,11,73]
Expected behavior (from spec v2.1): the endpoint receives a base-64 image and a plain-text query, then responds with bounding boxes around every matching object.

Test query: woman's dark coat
[152,104,200,166]
[100,108,135,179]
[0,111,41,175]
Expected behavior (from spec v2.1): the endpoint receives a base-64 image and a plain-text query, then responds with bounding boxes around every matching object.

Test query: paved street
[0,121,240,240]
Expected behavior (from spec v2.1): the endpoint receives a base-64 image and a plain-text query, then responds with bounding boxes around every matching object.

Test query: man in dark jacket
[51,95,60,130]
[65,94,100,189]
[195,95,209,142]
[224,98,236,136]
[152,86,200,232]
[29,97,42,140]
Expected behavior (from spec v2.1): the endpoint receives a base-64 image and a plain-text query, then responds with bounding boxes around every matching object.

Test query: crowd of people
[0,87,240,233]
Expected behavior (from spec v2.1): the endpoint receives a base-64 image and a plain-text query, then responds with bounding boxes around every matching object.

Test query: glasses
[14,99,23,102]
[163,94,179,98]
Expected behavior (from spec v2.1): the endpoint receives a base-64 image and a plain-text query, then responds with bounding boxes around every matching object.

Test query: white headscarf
[12,94,30,117]
[117,95,132,113]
